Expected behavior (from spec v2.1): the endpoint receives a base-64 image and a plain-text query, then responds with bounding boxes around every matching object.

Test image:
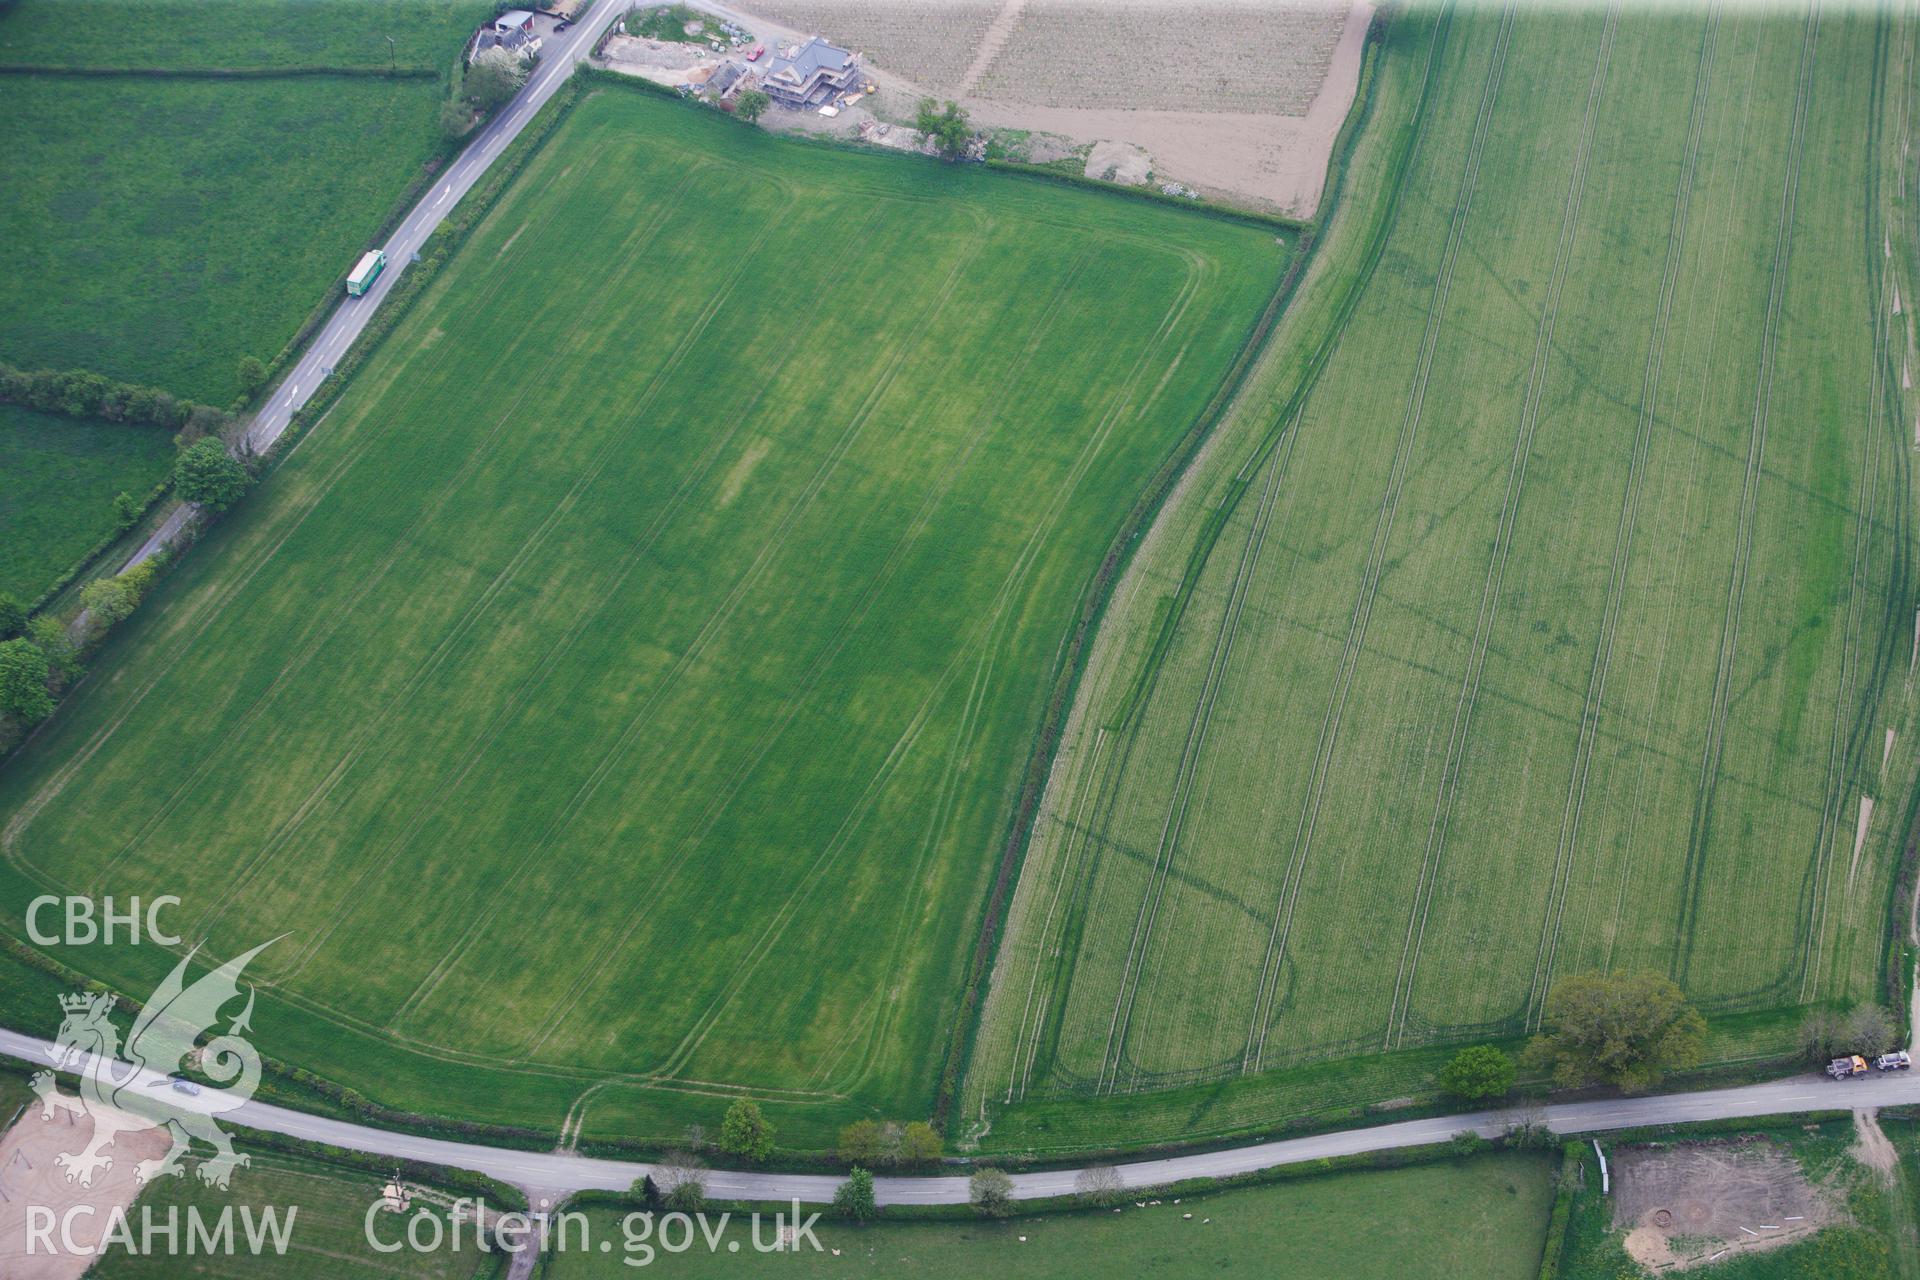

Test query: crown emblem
[59,991,107,1014]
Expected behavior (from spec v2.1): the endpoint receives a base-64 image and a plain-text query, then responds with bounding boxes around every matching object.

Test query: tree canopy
[735,88,769,122]
[832,1168,877,1221]
[718,1097,775,1163]
[466,47,527,113]
[173,437,250,511]
[1523,970,1706,1092]
[968,1167,1015,1217]
[915,98,972,160]
[0,638,54,725]
[1437,1044,1516,1101]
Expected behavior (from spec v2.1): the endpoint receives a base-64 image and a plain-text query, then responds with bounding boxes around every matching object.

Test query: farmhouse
[761,36,859,108]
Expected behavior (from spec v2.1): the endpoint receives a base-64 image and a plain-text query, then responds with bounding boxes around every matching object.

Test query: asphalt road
[115,2,622,576]
[0,1026,1912,1210]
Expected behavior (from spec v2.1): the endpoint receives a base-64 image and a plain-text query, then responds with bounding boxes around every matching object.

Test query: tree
[1438,1045,1516,1101]
[0,638,54,725]
[1523,970,1706,1093]
[896,1121,942,1167]
[26,615,75,679]
[235,355,267,399]
[665,1176,707,1214]
[914,98,972,160]
[968,1167,1015,1218]
[80,577,139,629]
[683,1123,708,1152]
[735,88,769,123]
[1449,1129,1489,1157]
[1843,1003,1896,1056]
[1074,1164,1123,1207]
[1502,1116,1554,1151]
[112,491,141,531]
[0,593,23,640]
[173,437,249,511]
[1801,1007,1842,1063]
[631,1174,663,1210]
[657,1152,706,1213]
[719,1098,774,1163]
[832,1167,877,1221]
[440,97,474,139]
[466,47,527,113]
[838,1119,885,1165]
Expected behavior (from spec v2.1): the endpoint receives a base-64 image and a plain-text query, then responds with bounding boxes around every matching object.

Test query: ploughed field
[0,86,1286,1141]
[969,3,1917,1141]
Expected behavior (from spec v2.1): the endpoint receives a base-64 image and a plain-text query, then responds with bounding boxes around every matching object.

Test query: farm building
[492,9,535,35]
[761,36,858,108]
[708,59,748,99]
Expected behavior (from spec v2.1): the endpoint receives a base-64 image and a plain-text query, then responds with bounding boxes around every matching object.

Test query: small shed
[493,9,535,34]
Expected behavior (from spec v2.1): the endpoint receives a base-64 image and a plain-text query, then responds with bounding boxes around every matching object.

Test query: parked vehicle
[346,248,387,298]
[745,43,765,61]
[1827,1054,1869,1079]
[1875,1051,1912,1071]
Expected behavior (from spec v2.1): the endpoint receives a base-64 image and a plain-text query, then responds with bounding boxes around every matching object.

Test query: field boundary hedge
[980,160,1308,234]
[1536,1142,1580,1279]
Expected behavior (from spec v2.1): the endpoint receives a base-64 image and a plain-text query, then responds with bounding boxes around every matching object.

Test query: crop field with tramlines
[0,84,1286,1144]
[968,2,1919,1147]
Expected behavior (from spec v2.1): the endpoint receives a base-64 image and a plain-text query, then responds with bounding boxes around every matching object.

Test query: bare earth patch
[0,1104,169,1280]
[1851,1108,1898,1185]
[1612,1139,1833,1272]
[1084,138,1151,185]
[717,0,1377,217]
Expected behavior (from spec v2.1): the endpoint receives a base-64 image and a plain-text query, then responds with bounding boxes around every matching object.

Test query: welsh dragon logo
[31,939,275,1190]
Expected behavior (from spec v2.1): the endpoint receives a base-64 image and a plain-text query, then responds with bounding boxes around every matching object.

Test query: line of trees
[836,1117,943,1167]
[0,361,201,429]
[1437,970,1712,1103]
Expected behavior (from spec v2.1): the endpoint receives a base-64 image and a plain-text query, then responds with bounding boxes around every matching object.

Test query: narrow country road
[114,0,623,575]
[0,1026,1912,1210]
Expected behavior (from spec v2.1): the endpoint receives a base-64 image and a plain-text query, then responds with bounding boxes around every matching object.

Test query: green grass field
[0,75,446,404]
[967,3,1918,1146]
[0,83,1286,1145]
[543,1153,1554,1277]
[90,1151,503,1279]
[0,0,485,403]
[0,0,486,601]
[0,406,174,601]
[0,0,487,71]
